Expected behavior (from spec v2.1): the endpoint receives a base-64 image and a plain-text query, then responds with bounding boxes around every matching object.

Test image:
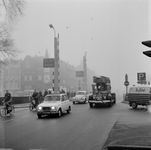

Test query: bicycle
[0,101,15,117]
[29,99,39,111]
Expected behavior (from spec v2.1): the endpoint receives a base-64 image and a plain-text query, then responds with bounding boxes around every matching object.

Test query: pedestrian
[38,91,43,103]
[44,89,48,97]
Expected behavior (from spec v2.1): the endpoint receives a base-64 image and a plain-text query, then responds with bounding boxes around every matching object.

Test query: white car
[37,93,71,118]
[72,91,88,104]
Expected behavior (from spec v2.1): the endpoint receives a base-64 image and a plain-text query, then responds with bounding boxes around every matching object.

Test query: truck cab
[127,85,151,109]
[88,76,116,108]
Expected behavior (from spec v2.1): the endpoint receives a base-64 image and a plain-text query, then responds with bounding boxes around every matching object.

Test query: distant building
[20,55,44,92]
[1,50,95,95]
[3,61,21,96]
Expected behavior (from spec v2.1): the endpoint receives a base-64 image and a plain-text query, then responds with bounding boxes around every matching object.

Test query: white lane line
[4,119,14,123]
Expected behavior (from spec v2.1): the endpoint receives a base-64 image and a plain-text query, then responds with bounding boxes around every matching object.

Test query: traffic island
[102,122,151,150]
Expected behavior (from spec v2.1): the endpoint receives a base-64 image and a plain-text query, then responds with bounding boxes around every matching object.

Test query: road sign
[137,80,147,84]
[76,71,84,77]
[125,74,128,82]
[43,58,54,68]
[124,81,129,86]
[137,72,146,81]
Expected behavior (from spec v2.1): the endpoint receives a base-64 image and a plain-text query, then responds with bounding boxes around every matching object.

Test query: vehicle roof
[129,86,151,93]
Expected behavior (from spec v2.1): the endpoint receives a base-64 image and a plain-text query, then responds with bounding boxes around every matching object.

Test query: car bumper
[88,100,111,103]
[37,110,58,115]
[73,99,86,103]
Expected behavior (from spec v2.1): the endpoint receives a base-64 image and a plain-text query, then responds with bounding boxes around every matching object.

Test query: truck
[126,85,151,109]
[88,76,116,108]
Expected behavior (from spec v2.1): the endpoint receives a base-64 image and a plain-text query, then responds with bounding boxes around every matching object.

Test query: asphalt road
[0,100,128,150]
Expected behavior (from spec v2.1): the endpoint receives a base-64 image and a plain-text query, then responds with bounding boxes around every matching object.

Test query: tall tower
[43,49,51,89]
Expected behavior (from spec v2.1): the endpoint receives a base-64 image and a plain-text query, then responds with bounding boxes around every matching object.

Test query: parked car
[36,93,71,118]
[72,91,88,104]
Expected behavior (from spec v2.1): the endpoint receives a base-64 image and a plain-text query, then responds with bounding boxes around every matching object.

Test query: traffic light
[142,40,151,57]
[142,40,151,47]
[143,50,151,57]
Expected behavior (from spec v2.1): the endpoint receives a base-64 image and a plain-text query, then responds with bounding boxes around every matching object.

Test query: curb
[101,118,119,150]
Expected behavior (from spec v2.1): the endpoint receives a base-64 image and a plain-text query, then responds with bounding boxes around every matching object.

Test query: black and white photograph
[0,0,151,150]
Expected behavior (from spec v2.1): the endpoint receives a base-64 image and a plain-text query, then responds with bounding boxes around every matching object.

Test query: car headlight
[38,106,42,110]
[51,106,57,111]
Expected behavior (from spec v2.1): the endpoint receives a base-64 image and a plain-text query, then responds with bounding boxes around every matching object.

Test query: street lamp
[49,24,56,37]
[49,24,59,93]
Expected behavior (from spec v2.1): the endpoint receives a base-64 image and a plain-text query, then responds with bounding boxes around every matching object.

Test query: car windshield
[44,95,60,101]
[76,92,85,95]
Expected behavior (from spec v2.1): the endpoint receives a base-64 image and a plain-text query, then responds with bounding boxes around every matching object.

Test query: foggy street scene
[0,0,151,150]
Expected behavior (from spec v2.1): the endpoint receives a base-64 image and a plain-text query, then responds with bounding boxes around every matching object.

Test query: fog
[12,0,151,95]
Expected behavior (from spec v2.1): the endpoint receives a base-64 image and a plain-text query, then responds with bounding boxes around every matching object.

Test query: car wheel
[58,109,62,117]
[37,114,42,118]
[132,102,137,109]
[108,102,112,107]
[67,106,71,113]
[89,103,93,108]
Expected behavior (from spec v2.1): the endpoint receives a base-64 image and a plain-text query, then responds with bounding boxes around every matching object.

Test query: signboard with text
[76,71,84,77]
[43,58,54,68]
[137,72,146,84]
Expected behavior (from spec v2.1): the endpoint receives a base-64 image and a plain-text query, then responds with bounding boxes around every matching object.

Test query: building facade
[3,61,21,96]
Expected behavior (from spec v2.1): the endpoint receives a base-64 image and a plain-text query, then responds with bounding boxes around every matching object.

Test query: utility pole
[83,52,87,91]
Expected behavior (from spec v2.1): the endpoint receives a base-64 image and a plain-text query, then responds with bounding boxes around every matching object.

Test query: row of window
[4,81,19,89]
[24,75,42,81]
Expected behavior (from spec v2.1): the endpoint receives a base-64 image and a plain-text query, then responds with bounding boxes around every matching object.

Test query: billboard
[43,58,54,68]
[76,71,84,77]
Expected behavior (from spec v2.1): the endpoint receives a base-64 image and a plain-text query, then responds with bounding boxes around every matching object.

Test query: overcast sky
[12,0,151,93]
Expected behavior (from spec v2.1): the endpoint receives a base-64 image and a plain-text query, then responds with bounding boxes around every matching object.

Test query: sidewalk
[102,107,151,149]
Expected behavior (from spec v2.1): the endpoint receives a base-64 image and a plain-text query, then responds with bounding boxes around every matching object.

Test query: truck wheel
[89,103,93,108]
[114,97,116,104]
[108,102,112,107]
[132,102,137,109]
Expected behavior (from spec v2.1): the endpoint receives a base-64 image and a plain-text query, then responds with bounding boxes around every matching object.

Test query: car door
[61,95,66,112]
[64,95,69,110]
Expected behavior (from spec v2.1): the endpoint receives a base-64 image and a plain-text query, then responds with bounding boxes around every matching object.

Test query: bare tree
[0,0,25,69]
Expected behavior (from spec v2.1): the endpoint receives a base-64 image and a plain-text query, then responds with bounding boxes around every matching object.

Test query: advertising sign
[76,71,84,77]
[43,58,54,68]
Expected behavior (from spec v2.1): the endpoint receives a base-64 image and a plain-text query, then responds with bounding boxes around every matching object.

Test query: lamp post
[49,24,59,93]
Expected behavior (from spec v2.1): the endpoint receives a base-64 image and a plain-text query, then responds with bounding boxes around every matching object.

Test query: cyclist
[31,89,39,107]
[3,90,12,114]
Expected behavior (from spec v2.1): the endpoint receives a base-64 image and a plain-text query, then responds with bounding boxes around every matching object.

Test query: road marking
[4,119,14,123]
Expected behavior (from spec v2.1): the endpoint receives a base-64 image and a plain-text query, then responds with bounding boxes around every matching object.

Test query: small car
[72,91,88,104]
[36,93,71,118]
